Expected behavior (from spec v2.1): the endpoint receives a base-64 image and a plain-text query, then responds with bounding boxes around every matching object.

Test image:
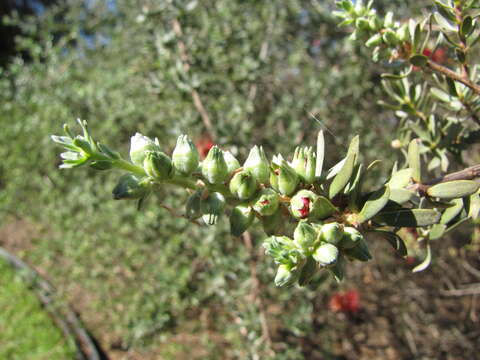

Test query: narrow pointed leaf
[298,257,318,286]
[389,188,417,204]
[408,139,421,182]
[315,130,325,177]
[358,186,390,223]
[427,180,480,200]
[372,230,407,257]
[468,190,480,219]
[329,153,355,198]
[429,224,446,240]
[388,168,413,189]
[412,244,431,273]
[311,196,338,220]
[440,198,463,224]
[374,209,441,227]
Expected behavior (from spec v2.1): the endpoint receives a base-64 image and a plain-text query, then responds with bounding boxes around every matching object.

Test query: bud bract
[244,145,270,184]
[202,146,229,184]
[313,243,339,266]
[396,23,409,42]
[172,134,200,175]
[200,192,226,225]
[253,188,280,216]
[275,264,297,287]
[112,174,150,200]
[186,190,202,220]
[344,238,372,262]
[223,151,240,174]
[293,222,317,254]
[340,227,364,249]
[319,222,344,246]
[271,160,299,196]
[130,133,159,166]
[230,205,255,237]
[290,190,317,219]
[229,170,258,200]
[291,147,316,184]
[143,151,173,180]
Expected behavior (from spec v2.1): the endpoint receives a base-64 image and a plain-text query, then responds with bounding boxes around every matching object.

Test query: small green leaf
[388,168,413,189]
[409,54,428,67]
[311,196,338,220]
[434,12,457,32]
[315,130,325,178]
[407,139,422,182]
[298,257,318,286]
[427,180,480,200]
[374,209,441,227]
[440,198,463,224]
[372,230,407,257]
[468,190,480,219]
[412,244,431,273]
[358,186,390,223]
[429,224,446,240]
[389,188,417,204]
[329,153,355,198]
[461,16,474,38]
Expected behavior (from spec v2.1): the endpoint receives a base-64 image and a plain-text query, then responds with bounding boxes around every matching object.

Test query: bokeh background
[1,1,479,359]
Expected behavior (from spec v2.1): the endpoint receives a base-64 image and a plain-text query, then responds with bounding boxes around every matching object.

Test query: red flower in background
[329,290,360,314]
[196,134,214,159]
[413,47,448,71]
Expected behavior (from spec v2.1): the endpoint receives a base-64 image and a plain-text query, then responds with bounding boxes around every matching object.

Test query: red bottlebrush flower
[329,290,361,314]
[196,134,214,159]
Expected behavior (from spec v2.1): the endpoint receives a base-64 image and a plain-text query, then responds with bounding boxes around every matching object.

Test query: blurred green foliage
[0,0,434,358]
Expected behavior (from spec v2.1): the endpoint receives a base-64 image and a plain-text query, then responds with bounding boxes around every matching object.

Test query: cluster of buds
[52,120,480,287]
[264,221,370,286]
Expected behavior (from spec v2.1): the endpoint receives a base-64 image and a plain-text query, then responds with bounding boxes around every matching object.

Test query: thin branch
[159,204,203,227]
[426,59,480,96]
[171,19,215,139]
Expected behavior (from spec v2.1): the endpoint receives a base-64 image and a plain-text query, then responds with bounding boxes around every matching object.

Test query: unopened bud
[396,23,409,43]
[261,208,285,236]
[230,205,255,237]
[319,222,344,246]
[340,227,364,249]
[112,174,150,200]
[200,192,226,225]
[253,188,280,216]
[172,134,200,175]
[290,190,317,219]
[313,243,339,266]
[368,15,381,31]
[143,151,173,180]
[223,150,240,174]
[293,222,317,254]
[229,170,258,200]
[202,146,229,184]
[244,145,270,184]
[355,17,370,30]
[275,264,297,287]
[292,147,316,184]
[365,33,382,48]
[384,11,394,28]
[382,29,399,46]
[129,133,159,166]
[271,160,299,196]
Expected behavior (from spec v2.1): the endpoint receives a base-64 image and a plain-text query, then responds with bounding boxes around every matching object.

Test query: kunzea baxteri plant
[52,119,480,286]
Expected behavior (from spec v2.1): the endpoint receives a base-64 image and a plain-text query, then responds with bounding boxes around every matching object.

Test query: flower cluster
[52,120,480,287]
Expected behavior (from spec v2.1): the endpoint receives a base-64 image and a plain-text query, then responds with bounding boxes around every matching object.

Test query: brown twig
[171,19,215,139]
[241,231,274,356]
[426,60,480,96]
[159,204,203,227]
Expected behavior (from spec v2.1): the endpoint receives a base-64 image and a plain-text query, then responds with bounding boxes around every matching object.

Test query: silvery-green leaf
[412,244,431,273]
[389,188,417,204]
[315,130,325,178]
[408,139,421,182]
[427,180,480,200]
[374,209,441,227]
[388,168,413,189]
[468,190,480,219]
[358,186,390,223]
[429,224,446,240]
[440,198,463,224]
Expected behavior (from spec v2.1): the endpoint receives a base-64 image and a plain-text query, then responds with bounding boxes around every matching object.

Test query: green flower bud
[253,188,280,216]
[275,264,298,287]
[230,205,255,237]
[293,222,317,254]
[271,160,299,196]
[186,190,202,220]
[382,29,398,46]
[229,170,258,200]
[129,133,159,166]
[143,151,173,180]
[319,222,344,246]
[313,243,339,266]
[172,134,200,175]
[396,23,409,43]
[200,192,226,225]
[292,147,316,184]
[261,208,285,236]
[290,190,318,219]
[355,17,370,30]
[384,11,394,28]
[223,151,240,174]
[244,145,270,184]
[365,33,382,48]
[340,226,363,249]
[112,174,150,200]
[202,146,229,184]
[368,15,382,31]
